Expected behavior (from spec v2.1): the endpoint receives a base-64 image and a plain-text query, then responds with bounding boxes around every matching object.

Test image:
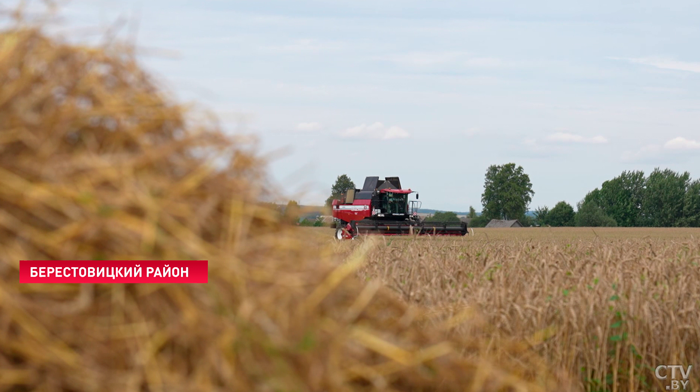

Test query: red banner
[19,260,208,284]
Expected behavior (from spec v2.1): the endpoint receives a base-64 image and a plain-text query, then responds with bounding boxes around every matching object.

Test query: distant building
[485,219,523,228]
[459,217,472,225]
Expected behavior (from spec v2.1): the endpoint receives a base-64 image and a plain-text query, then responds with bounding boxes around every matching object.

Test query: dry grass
[332,228,700,391]
[0,14,575,392]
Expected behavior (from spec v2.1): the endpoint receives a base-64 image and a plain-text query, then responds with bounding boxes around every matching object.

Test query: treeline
[534,168,700,227]
[321,167,700,229]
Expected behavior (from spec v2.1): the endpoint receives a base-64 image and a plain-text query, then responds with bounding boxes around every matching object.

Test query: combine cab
[331,176,467,239]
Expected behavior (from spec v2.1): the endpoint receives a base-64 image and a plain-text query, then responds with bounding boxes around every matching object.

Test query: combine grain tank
[331,176,467,239]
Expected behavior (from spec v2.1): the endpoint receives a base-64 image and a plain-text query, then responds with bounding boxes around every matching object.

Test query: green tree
[641,168,690,227]
[467,206,477,219]
[468,214,490,228]
[596,171,645,227]
[681,180,700,227]
[533,206,549,226]
[325,174,356,206]
[425,211,460,222]
[519,215,534,227]
[575,200,617,227]
[547,201,575,227]
[582,188,602,206]
[481,163,534,220]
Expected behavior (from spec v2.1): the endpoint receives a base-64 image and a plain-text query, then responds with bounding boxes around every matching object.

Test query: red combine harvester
[331,176,468,240]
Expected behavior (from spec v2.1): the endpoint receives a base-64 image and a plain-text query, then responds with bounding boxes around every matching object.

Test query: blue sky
[24,0,700,210]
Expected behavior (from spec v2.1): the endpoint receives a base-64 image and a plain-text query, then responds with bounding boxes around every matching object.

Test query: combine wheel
[334,222,345,241]
[334,221,355,240]
[334,226,344,240]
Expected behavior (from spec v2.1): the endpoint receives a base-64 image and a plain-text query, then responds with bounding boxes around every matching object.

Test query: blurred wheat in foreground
[0,17,572,392]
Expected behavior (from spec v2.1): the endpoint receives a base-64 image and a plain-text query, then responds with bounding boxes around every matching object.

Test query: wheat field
[314,227,700,391]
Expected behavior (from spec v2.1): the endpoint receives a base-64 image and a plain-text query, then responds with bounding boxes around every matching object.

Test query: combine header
[331,176,468,240]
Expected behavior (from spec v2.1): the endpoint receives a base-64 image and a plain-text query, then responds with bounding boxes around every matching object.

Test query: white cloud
[521,132,607,157]
[621,144,662,163]
[295,122,322,132]
[544,132,608,144]
[339,122,410,140]
[381,51,465,67]
[622,137,700,162]
[464,127,481,136]
[379,52,507,69]
[261,39,341,54]
[664,137,700,150]
[612,57,700,74]
[518,138,564,158]
[464,57,503,67]
[523,138,537,147]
